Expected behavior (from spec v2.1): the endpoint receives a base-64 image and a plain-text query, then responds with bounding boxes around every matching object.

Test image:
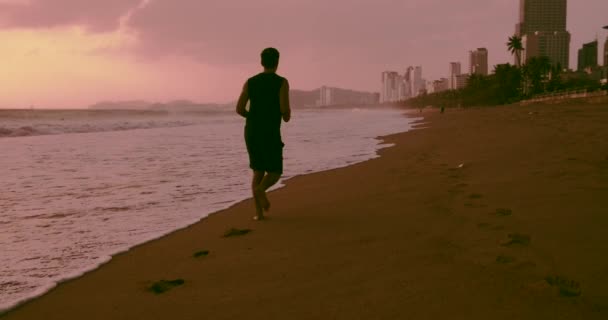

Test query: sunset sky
[1,0,607,108]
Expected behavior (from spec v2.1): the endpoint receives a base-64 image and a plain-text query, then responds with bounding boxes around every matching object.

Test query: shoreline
[4,102,608,319]
[0,106,420,315]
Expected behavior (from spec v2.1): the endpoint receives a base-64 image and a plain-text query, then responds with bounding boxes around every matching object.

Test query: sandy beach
[3,101,608,319]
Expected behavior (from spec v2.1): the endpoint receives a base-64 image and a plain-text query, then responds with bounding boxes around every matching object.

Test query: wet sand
[4,102,608,319]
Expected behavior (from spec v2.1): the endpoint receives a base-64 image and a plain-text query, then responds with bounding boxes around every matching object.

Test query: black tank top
[245,72,285,144]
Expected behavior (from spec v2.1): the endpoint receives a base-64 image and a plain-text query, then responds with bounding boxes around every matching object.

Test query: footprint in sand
[193,250,210,258]
[223,228,252,238]
[545,275,582,297]
[147,279,185,294]
[500,233,531,247]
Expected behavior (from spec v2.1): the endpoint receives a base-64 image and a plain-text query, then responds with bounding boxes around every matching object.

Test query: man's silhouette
[236,47,291,220]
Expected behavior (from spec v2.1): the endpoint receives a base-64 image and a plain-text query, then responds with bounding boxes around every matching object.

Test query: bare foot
[254,188,270,212]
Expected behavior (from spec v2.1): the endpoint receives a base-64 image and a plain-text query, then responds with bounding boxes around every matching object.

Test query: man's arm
[236,82,249,118]
[280,79,291,122]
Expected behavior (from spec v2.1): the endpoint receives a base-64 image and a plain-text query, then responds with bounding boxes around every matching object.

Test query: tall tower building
[380,71,401,103]
[449,62,461,90]
[449,62,461,76]
[516,0,567,35]
[405,66,414,98]
[516,0,570,69]
[577,40,598,71]
[604,37,608,67]
[412,66,423,97]
[469,48,489,75]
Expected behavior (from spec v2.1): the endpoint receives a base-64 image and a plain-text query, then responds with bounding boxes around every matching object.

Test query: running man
[236,47,291,220]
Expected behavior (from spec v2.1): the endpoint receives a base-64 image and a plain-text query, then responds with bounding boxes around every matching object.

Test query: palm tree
[522,56,551,95]
[507,35,524,67]
[494,63,522,103]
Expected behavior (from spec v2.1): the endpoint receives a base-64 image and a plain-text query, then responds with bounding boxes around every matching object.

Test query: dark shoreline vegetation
[404,58,608,109]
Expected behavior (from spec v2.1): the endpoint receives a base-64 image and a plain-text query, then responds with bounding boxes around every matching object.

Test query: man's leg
[254,172,281,212]
[252,171,265,219]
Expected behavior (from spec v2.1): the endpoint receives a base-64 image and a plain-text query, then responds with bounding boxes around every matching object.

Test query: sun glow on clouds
[0,26,137,108]
[0,22,241,109]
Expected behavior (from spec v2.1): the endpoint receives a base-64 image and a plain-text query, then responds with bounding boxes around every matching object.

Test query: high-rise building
[516,0,567,35]
[604,37,608,67]
[319,86,379,106]
[469,48,489,76]
[319,86,332,106]
[454,74,469,90]
[404,67,414,98]
[449,62,461,76]
[426,80,435,94]
[516,0,570,69]
[449,62,461,90]
[397,75,408,101]
[412,66,423,97]
[577,40,598,71]
[380,71,404,103]
[602,37,608,81]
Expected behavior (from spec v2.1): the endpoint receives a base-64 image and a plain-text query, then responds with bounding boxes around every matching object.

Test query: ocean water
[0,107,419,311]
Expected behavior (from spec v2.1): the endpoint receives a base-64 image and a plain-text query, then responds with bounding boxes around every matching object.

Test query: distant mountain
[88,87,377,111]
[89,100,231,111]
[89,100,151,110]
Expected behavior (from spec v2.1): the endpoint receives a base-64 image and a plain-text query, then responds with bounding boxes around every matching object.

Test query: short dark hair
[261,47,280,69]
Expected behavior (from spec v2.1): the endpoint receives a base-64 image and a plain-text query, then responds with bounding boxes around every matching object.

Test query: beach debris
[457,163,465,169]
[496,208,513,216]
[193,250,210,258]
[501,233,531,247]
[148,279,185,294]
[545,276,581,297]
[223,228,252,238]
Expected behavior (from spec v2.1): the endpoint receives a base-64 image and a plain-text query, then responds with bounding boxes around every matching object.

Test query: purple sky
[0,0,607,107]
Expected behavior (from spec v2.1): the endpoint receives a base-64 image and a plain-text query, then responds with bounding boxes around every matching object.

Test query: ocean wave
[0,120,198,138]
[0,126,39,137]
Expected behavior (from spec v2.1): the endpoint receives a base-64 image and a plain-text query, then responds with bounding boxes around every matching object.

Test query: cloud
[123,0,517,86]
[0,0,538,72]
[0,0,141,32]
[127,0,472,64]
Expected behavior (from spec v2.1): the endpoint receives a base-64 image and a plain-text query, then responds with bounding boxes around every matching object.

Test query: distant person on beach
[236,47,291,221]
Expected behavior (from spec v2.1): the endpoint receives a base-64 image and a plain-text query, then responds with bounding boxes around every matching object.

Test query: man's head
[261,47,280,70]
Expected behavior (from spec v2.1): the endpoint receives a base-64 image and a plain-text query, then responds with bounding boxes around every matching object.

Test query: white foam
[0,108,421,312]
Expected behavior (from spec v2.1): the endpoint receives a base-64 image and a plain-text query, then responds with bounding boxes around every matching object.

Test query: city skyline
[0,0,606,108]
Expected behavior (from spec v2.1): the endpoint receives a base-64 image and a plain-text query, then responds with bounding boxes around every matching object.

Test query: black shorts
[245,132,284,174]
